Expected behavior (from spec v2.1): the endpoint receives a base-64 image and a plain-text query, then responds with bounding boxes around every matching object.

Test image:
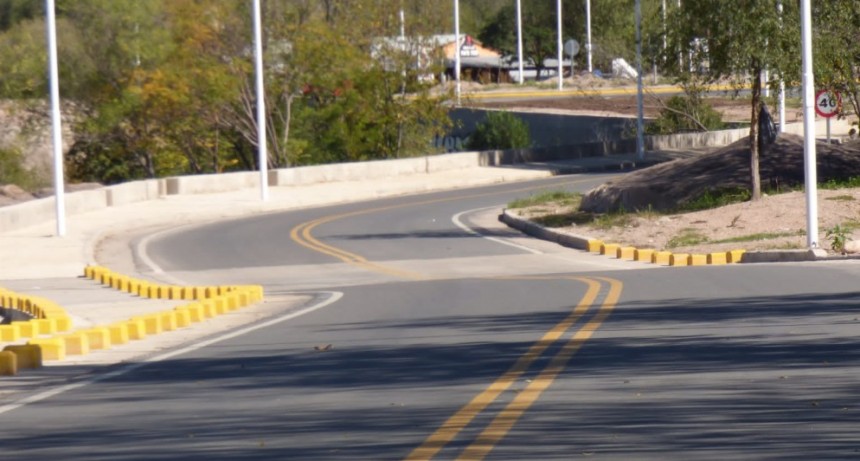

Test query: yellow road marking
[289,177,609,280]
[462,83,741,101]
[404,276,603,461]
[456,276,623,460]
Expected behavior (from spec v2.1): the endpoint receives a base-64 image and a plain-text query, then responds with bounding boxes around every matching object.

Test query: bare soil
[514,188,860,255]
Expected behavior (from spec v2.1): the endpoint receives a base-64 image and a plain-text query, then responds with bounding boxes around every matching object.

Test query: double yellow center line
[405,276,622,461]
[286,184,623,459]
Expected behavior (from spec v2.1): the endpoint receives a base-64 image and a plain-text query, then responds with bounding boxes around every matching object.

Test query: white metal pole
[252,0,268,201]
[516,0,524,84]
[635,0,644,160]
[557,0,563,90]
[778,1,786,133]
[677,0,683,70]
[45,0,65,237]
[661,0,667,53]
[454,0,461,104]
[586,0,592,73]
[800,0,818,248]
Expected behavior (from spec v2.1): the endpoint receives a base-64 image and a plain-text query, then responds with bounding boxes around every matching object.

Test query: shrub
[466,111,531,150]
[646,94,725,135]
[0,147,40,190]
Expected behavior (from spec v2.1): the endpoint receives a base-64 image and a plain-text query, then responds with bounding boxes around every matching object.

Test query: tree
[813,2,860,128]
[664,0,801,201]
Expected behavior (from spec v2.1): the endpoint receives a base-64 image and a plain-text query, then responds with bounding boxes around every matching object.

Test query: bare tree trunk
[749,65,762,201]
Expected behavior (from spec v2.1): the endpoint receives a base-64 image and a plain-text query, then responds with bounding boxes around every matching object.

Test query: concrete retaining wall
[0,117,851,234]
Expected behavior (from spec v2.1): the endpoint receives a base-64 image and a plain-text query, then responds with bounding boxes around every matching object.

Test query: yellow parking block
[616,246,636,260]
[62,333,91,355]
[142,314,163,335]
[587,240,604,253]
[82,328,112,350]
[28,338,66,361]
[651,251,672,265]
[707,252,728,265]
[688,254,708,266]
[108,323,130,345]
[126,318,148,340]
[634,248,654,262]
[600,243,620,256]
[4,344,42,369]
[160,311,178,331]
[0,324,21,342]
[669,253,690,266]
[0,350,17,375]
[728,249,746,263]
[15,321,40,338]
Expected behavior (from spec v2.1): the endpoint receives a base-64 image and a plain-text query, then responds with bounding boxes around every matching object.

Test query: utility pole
[45,0,65,236]
[516,0,524,84]
[557,0,563,90]
[454,0,461,104]
[586,0,592,73]
[800,0,818,248]
[252,0,268,201]
[635,0,644,160]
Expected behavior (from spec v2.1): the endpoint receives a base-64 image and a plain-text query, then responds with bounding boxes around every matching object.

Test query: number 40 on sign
[815,90,841,118]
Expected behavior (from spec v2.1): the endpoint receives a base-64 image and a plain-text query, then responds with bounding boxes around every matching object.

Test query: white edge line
[0,291,344,416]
[452,206,543,255]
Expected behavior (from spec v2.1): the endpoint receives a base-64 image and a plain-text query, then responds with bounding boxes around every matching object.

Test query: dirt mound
[581,134,860,213]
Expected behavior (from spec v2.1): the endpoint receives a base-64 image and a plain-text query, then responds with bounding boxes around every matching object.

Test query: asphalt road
[2,174,859,460]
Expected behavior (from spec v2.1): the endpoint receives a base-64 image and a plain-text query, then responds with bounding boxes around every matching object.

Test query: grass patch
[763,242,806,250]
[675,187,751,212]
[666,228,709,248]
[821,176,860,190]
[508,190,581,209]
[710,230,805,244]
[533,211,595,228]
[825,194,855,201]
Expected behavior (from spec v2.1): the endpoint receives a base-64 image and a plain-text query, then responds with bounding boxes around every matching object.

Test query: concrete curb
[500,209,747,267]
[1,265,266,375]
[499,209,853,265]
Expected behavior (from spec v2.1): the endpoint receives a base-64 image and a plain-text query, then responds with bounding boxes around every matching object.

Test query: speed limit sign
[815,90,841,118]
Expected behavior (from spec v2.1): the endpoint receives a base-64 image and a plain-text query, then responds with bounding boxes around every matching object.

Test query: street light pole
[454,0,461,104]
[252,0,268,201]
[586,0,592,73]
[557,0,563,90]
[635,0,644,160]
[516,0,524,84]
[800,0,818,248]
[45,0,65,236]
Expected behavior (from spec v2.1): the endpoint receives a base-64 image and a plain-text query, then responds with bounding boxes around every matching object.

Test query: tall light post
[585,0,592,73]
[252,0,268,201]
[45,0,65,236]
[800,0,818,248]
[778,1,786,133]
[516,0,524,84]
[635,0,644,160]
[556,0,563,90]
[454,0,461,104]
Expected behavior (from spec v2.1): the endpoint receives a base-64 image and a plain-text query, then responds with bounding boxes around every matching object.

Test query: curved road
[2,175,860,460]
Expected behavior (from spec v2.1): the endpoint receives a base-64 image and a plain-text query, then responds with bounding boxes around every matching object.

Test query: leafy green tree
[0,0,41,32]
[813,2,860,127]
[664,0,801,200]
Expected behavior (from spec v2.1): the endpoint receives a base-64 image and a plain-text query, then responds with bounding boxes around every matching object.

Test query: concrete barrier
[3,344,42,369]
[1,117,848,235]
[0,350,17,375]
[105,180,162,206]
